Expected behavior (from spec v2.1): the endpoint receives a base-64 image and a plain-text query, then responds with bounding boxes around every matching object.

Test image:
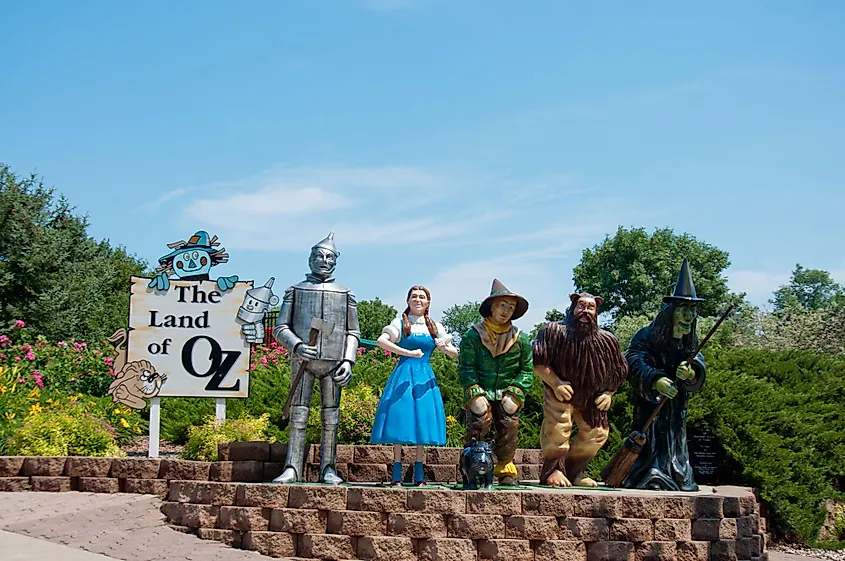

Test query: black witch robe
[621,323,705,491]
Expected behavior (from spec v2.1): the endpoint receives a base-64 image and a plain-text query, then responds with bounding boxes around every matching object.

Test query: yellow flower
[113,409,121,415]
[4,411,15,421]
[0,385,6,395]
[88,401,96,406]
[134,426,142,434]
[28,387,40,398]
[28,403,43,416]
[120,418,130,428]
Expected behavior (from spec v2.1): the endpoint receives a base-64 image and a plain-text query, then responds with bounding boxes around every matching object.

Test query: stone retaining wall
[161,480,769,561]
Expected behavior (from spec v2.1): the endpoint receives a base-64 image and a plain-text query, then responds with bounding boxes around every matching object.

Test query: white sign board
[127,276,252,398]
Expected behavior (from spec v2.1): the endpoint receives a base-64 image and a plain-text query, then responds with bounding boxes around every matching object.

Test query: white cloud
[725,269,789,307]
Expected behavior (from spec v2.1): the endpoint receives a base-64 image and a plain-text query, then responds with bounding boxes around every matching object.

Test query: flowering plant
[182,413,274,462]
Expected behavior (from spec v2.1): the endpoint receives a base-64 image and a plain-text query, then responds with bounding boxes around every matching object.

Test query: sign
[127,277,252,398]
[688,427,724,484]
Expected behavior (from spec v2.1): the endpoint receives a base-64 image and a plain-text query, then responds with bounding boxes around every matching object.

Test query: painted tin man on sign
[272,232,361,485]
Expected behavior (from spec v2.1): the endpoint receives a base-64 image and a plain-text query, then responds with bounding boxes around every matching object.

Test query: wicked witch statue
[621,259,706,492]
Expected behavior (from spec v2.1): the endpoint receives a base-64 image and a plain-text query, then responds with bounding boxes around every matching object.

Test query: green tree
[356,297,398,341]
[0,163,148,341]
[573,226,741,320]
[529,308,566,340]
[441,301,482,343]
[772,264,844,311]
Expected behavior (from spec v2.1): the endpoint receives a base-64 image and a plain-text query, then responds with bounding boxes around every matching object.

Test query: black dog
[460,438,494,490]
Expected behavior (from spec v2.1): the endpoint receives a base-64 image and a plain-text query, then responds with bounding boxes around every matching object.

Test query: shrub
[182,413,274,462]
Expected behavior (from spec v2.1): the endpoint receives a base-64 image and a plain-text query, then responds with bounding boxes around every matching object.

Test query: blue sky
[2,0,843,329]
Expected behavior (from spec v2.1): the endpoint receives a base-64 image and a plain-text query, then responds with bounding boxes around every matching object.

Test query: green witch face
[673,303,698,338]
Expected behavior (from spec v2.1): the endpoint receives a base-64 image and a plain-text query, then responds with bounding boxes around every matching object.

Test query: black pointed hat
[664,258,706,303]
[479,278,529,320]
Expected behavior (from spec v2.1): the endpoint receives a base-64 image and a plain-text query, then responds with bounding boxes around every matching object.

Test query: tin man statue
[272,232,360,485]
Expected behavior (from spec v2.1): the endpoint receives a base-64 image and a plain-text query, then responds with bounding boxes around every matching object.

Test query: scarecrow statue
[532,292,628,487]
[272,232,360,485]
[457,279,534,486]
[148,230,239,292]
[621,259,706,491]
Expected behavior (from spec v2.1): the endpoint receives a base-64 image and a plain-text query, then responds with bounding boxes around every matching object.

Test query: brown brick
[243,531,295,558]
[173,481,239,505]
[196,527,242,548]
[348,462,389,482]
[237,483,289,508]
[587,541,634,561]
[408,489,466,514]
[740,495,758,516]
[505,514,558,539]
[426,447,461,465]
[357,536,415,561]
[710,539,737,561]
[538,493,576,516]
[478,538,533,561]
[159,459,211,481]
[110,458,161,479]
[166,524,192,534]
[227,441,270,461]
[466,490,522,515]
[654,518,691,541]
[425,464,456,483]
[522,492,541,513]
[634,541,676,561]
[418,537,475,561]
[66,457,112,477]
[269,508,327,534]
[269,442,287,463]
[676,541,709,561]
[209,461,233,482]
[288,485,347,510]
[617,496,667,519]
[448,514,505,539]
[355,445,394,464]
[692,496,723,518]
[335,444,354,464]
[536,540,587,560]
[263,462,283,482]
[217,506,270,531]
[388,512,447,538]
[0,456,25,477]
[179,503,220,528]
[722,496,741,517]
[0,477,30,491]
[560,517,609,542]
[348,486,407,512]
[160,502,184,524]
[230,460,263,482]
[611,518,654,542]
[518,464,539,480]
[24,457,67,476]
[30,476,71,492]
[517,449,542,464]
[739,514,761,537]
[299,534,355,560]
[77,477,119,493]
[692,518,737,541]
[217,442,230,461]
[124,478,169,497]
[573,494,620,518]
[660,496,694,519]
[327,510,386,536]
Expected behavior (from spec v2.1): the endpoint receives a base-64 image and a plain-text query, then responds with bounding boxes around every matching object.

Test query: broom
[600,303,735,488]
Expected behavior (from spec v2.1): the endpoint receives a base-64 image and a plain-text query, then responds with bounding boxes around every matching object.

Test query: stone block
[269,508,328,534]
[425,464,456,483]
[196,527,242,548]
[166,524,193,534]
[426,447,461,465]
[124,478,168,497]
[354,445,394,464]
[536,540,587,560]
[573,494,620,518]
[217,506,270,532]
[209,461,233,482]
[178,503,220,528]
[388,512,447,538]
[30,476,71,492]
[173,481,239,505]
[242,531,295,558]
[0,477,30,491]
[676,541,709,561]
[66,457,113,478]
[299,534,356,560]
[357,536,415,561]
[560,517,610,542]
[347,486,407,512]
[587,541,634,561]
[408,489,466,514]
[692,518,737,541]
[634,541,677,561]
[709,539,738,561]
[448,514,505,539]
[521,492,541,513]
[24,456,67,476]
[692,496,724,518]
[335,444,354,464]
[77,477,119,493]
[237,483,289,508]
[518,464,539,480]
[348,462,389,483]
[159,459,211,481]
[327,510,386,536]
[263,462,283,482]
[160,502,184,525]
[466,490,522,515]
[617,496,667,519]
[610,518,654,542]
[505,514,558,540]
[217,442,230,461]
[227,441,270,462]
[269,442,287,463]
[0,456,25,477]
[110,458,161,479]
[478,538,533,561]
[538,492,577,516]
[516,449,542,464]
[723,496,741,517]
[288,485,347,510]
[231,460,264,482]
[739,514,761,537]
[653,518,691,541]
[740,495,758,516]
[659,496,694,519]
[418,537,475,561]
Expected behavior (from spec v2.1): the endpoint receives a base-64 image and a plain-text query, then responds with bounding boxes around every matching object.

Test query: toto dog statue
[460,438,494,490]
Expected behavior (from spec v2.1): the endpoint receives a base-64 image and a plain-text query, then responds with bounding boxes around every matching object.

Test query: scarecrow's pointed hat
[158,230,217,263]
[311,231,339,256]
[479,278,529,320]
[664,258,706,303]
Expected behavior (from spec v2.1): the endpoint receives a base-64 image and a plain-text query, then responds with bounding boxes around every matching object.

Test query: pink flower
[58,341,68,347]
[12,320,25,330]
[103,356,113,366]
[18,377,26,383]
[14,356,21,361]
[32,371,44,388]
[25,352,35,361]
[108,368,115,377]
[0,353,5,359]
[384,350,392,356]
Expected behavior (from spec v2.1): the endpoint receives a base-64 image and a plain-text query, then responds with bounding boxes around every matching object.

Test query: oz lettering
[181,335,241,391]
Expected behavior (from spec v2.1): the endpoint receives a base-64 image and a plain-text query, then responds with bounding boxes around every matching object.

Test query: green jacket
[457,325,534,407]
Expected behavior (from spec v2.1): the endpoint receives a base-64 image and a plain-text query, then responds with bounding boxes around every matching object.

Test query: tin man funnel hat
[311,231,339,256]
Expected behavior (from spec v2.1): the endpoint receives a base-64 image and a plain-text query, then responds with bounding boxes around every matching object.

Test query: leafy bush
[182,413,274,461]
